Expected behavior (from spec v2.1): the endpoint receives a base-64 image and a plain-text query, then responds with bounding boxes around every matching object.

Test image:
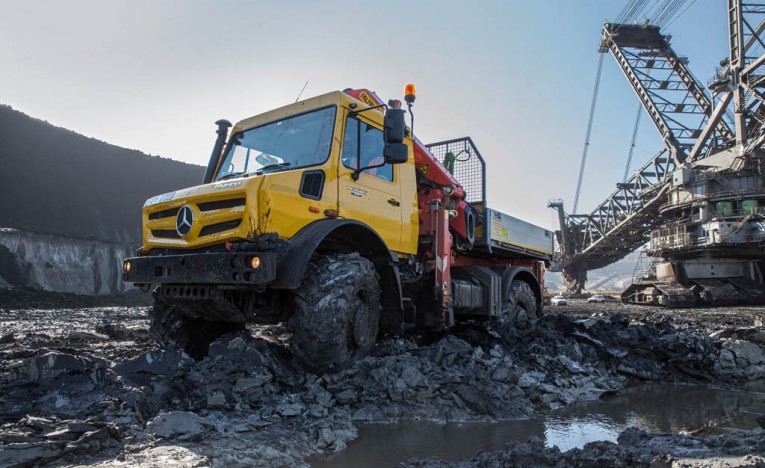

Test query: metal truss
[551,1,765,279]
[599,23,734,163]
[551,148,673,271]
[724,2,765,147]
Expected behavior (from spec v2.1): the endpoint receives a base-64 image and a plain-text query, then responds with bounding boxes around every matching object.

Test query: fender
[272,219,404,330]
[501,266,542,312]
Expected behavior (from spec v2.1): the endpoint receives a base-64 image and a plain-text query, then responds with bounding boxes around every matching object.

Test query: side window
[342,116,393,182]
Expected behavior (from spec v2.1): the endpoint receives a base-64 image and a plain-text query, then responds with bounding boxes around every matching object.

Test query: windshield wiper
[256,162,292,174]
[217,172,244,181]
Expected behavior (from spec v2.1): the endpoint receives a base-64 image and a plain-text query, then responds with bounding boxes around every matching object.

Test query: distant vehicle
[588,295,606,303]
[551,296,568,306]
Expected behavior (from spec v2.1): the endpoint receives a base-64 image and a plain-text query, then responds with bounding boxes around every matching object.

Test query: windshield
[215,106,336,180]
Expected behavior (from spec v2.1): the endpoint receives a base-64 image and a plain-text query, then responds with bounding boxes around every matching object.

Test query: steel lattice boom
[551,1,765,304]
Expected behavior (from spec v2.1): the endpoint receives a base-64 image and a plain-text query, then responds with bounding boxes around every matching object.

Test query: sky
[0,1,729,230]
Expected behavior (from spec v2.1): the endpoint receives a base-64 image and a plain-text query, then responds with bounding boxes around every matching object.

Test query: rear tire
[149,294,243,359]
[499,280,538,327]
[288,252,381,374]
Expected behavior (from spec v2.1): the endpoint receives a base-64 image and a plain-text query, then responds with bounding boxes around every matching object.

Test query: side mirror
[384,108,406,144]
[384,143,408,164]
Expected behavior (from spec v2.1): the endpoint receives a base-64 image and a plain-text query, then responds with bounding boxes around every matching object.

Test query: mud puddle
[310,382,765,467]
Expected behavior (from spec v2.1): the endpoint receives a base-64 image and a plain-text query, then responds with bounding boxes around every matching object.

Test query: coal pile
[1,304,765,466]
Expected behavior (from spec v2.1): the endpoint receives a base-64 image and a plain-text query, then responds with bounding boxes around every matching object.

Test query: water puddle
[310,382,765,467]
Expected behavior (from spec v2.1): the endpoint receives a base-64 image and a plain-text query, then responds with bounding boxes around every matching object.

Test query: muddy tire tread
[501,280,539,325]
[288,252,381,374]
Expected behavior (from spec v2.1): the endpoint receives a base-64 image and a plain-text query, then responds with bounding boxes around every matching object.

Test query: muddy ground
[1,296,765,467]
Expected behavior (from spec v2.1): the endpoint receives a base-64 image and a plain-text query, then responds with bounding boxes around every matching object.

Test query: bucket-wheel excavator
[550,0,765,307]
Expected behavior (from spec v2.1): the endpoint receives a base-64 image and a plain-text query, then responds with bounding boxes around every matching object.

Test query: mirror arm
[407,102,414,136]
[352,159,386,181]
[350,102,394,180]
[350,103,395,153]
[349,103,387,118]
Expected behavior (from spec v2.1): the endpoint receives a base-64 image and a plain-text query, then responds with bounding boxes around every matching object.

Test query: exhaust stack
[203,119,232,184]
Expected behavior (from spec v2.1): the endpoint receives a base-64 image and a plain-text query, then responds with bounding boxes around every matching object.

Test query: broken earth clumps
[1,305,765,466]
[0,416,122,467]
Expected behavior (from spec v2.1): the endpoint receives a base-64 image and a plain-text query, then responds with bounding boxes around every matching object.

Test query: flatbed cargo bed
[471,205,553,261]
[425,138,553,263]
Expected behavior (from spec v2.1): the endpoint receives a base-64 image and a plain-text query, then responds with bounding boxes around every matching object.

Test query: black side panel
[453,266,501,316]
[300,170,325,200]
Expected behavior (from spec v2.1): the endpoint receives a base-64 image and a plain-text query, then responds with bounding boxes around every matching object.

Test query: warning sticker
[417,164,429,176]
[359,91,377,107]
[492,217,509,240]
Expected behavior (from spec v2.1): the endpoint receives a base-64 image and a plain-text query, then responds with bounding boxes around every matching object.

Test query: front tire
[288,252,381,374]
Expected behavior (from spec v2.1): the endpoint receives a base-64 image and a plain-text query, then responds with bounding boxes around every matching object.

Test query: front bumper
[122,252,277,285]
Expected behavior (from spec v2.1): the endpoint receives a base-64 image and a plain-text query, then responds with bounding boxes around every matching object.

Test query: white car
[587,295,606,303]
[551,296,568,306]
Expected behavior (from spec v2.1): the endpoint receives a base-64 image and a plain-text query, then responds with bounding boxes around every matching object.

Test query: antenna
[295,81,309,103]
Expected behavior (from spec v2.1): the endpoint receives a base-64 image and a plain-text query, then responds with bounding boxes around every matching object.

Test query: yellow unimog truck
[123,86,553,374]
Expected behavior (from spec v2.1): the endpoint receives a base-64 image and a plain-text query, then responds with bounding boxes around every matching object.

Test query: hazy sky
[0,1,726,228]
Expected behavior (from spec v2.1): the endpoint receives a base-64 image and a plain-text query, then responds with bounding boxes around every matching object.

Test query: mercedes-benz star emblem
[176,205,194,237]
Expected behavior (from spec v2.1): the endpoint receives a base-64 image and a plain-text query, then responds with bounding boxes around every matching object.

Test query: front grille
[198,198,246,212]
[300,170,325,200]
[149,207,180,220]
[199,219,242,237]
[149,196,245,241]
[152,229,180,239]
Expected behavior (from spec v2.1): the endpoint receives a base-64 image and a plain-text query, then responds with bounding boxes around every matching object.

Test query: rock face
[0,104,205,297]
[0,229,135,295]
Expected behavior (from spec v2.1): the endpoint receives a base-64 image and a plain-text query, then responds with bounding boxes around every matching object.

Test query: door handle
[388,198,400,207]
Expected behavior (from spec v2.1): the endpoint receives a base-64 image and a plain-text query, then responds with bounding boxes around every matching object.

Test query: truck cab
[139,91,417,256]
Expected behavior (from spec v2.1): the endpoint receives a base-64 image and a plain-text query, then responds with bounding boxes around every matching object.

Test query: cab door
[337,114,402,252]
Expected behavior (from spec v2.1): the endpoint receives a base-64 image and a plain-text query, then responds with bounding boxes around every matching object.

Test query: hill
[0,105,205,244]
